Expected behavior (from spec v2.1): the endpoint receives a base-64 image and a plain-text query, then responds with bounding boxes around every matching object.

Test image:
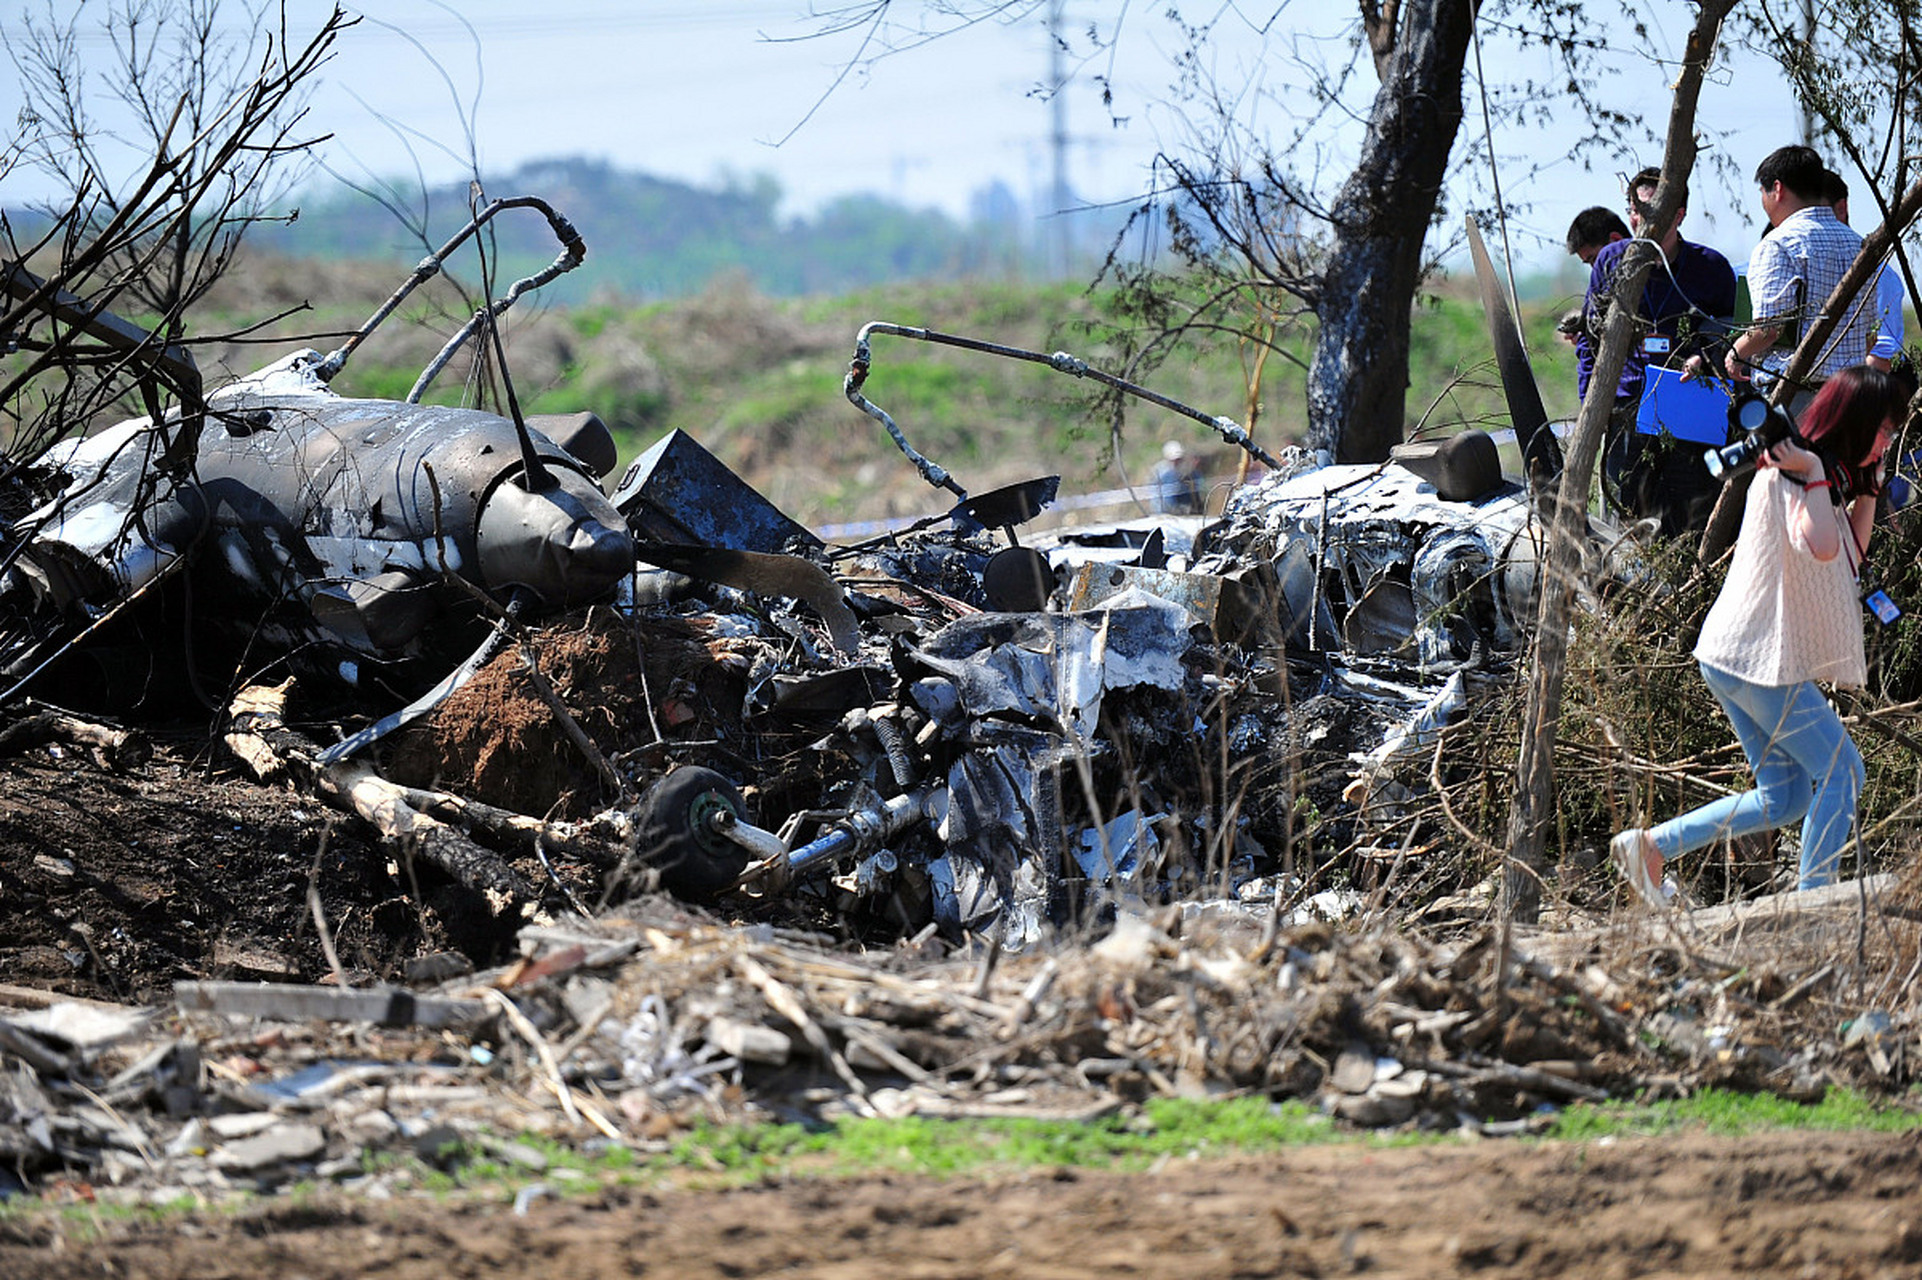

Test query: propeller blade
[1466,215,1560,497]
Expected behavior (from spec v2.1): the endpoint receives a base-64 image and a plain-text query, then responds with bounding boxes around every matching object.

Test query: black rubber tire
[634,766,751,902]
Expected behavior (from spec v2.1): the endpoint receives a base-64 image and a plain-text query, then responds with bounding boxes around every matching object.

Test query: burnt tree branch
[1503,0,1737,923]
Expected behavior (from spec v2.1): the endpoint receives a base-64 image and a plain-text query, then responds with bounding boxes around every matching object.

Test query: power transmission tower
[1047,0,1072,277]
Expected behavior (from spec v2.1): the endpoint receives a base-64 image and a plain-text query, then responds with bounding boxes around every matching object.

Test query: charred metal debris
[1,204,1646,950]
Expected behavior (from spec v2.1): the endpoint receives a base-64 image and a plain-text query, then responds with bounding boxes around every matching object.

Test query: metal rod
[785,788,936,875]
[845,321,1283,480]
[310,196,585,390]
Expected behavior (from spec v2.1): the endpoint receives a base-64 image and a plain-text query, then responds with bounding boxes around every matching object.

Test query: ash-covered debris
[1191,433,1645,672]
[1,264,1645,956]
[517,409,1614,949]
[4,260,1917,1207]
[2,201,620,725]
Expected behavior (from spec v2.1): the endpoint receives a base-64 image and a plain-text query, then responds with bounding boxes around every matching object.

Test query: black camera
[1703,390,1801,483]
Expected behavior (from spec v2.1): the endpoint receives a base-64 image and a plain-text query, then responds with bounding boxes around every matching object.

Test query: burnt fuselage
[13,351,633,706]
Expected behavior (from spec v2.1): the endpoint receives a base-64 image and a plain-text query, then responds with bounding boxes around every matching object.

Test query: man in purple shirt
[1577,166,1738,534]
[1566,206,1630,267]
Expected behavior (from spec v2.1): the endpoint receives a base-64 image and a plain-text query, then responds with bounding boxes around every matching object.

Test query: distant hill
[250,156,1128,302]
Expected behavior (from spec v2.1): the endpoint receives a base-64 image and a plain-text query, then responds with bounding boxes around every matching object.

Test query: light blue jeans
[1647,662,1864,889]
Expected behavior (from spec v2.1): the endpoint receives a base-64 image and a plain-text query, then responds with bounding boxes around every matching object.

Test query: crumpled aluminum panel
[611,429,821,555]
[904,596,1192,740]
[1211,460,1543,667]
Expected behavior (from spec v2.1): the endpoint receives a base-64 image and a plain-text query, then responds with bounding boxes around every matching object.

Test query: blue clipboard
[1635,366,1730,445]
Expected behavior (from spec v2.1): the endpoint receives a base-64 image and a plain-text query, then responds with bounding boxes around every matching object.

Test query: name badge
[1643,335,1672,356]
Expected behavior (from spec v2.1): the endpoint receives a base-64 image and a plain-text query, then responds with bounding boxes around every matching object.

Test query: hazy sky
[1,1,1812,276]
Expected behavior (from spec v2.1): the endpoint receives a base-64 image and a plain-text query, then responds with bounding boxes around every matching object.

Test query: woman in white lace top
[1612,364,1904,906]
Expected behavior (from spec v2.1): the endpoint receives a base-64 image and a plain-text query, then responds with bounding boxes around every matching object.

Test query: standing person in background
[1714,146,1878,407]
[1612,365,1903,906]
[1579,166,1737,534]
[1823,170,1906,371]
[1152,441,1204,514]
[1561,206,1633,350]
[1566,206,1631,267]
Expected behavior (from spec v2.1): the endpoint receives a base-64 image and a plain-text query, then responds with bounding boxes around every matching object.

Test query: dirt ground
[0,616,726,1001]
[4,1129,1920,1279]
[0,731,424,1003]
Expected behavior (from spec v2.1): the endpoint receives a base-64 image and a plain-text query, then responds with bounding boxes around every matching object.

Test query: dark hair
[1821,169,1848,205]
[1799,365,1904,494]
[1755,145,1828,202]
[1628,165,1686,210]
[1565,206,1630,254]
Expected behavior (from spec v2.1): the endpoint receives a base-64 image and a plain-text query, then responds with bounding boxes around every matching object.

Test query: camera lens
[1704,434,1762,481]
[1734,397,1772,432]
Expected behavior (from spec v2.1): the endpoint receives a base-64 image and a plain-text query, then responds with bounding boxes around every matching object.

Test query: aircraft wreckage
[0,202,1636,948]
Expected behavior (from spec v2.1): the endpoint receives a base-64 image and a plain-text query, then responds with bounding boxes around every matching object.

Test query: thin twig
[481,988,584,1128]
[735,954,872,1110]
[307,825,349,989]
[518,642,633,804]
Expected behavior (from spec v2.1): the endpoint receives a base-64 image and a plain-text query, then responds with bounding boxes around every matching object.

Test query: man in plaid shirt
[1725,145,1878,404]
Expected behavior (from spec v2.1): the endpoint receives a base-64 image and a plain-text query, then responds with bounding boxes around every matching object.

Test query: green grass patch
[0,1190,234,1247]
[1541,1087,1922,1142]
[654,1096,1351,1184]
[185,256,1606,527]
[328,363,464,407]
[6,1090,1920,1229]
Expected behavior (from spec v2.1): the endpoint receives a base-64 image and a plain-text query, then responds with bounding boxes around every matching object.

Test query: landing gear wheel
[634,766,751,902]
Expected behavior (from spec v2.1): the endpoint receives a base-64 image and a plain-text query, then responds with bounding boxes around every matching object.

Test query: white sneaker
[1610,828,1667,909]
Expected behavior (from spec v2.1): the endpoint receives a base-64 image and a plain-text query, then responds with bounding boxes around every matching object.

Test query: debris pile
[1,208,1637,957]
[7,207,1921,1209]
[3,879,1916,1202]
[88,403,1552,957]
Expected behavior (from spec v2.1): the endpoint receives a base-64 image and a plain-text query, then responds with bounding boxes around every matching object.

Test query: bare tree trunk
[1306,0,1478,463]
[1502,0,1738,922]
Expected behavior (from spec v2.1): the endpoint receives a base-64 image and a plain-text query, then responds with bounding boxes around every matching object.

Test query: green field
[192,257,1591,530]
